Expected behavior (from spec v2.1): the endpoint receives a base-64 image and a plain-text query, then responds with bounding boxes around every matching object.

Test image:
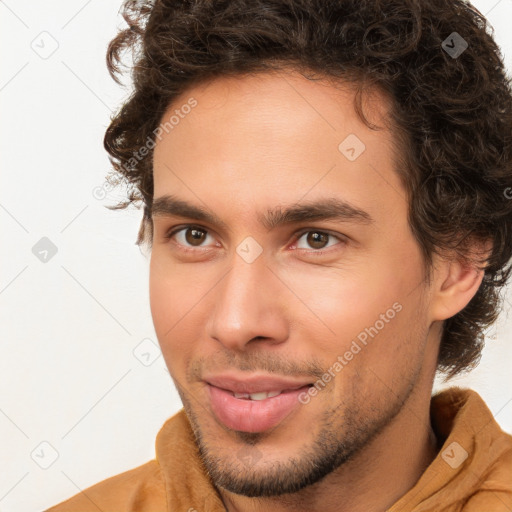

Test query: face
[149,70,437,497]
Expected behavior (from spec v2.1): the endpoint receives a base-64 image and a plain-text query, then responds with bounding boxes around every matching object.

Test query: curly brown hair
[104,0,512,378]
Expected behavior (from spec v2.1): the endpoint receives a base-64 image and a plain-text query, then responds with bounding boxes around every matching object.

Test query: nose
[206,250,289,352]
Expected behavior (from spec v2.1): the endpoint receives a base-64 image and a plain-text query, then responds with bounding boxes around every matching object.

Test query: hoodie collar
[155,388,510,512]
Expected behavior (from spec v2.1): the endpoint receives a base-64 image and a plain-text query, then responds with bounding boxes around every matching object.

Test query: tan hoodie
[46,388,512,512]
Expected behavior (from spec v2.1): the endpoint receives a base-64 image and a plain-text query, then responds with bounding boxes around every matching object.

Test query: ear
[429,240,492,322]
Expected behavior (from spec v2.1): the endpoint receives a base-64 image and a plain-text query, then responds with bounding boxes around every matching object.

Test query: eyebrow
[151,194,374,232]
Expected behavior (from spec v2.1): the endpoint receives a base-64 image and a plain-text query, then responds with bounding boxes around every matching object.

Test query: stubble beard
[175,378,417,498]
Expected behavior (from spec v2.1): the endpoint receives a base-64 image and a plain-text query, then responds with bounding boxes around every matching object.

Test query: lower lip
[207,384,310,433]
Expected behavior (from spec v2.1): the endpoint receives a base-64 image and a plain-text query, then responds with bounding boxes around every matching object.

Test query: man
[47,0,512,510]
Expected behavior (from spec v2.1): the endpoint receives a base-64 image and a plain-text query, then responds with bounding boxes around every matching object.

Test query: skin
[149,69,486,512]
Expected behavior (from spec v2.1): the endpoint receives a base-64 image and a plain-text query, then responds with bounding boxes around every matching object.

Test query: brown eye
[168,225,215,249]
[295,230,344,252]
[306,231,329,249]
[185,227,207,246]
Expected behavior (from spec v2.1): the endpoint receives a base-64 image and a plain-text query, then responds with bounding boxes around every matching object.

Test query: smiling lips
[204,373,313,432]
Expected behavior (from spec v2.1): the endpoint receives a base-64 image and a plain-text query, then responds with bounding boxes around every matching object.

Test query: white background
[1,1,511,510]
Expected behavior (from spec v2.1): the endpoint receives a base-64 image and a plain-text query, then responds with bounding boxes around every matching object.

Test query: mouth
[205,377,313,432]
[232,390,284,399]
[225,385,310,400]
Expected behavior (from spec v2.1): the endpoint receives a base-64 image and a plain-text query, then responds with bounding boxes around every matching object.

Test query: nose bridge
[207,248,288,350]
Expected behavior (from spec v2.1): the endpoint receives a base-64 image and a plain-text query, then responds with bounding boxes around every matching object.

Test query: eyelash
[164,224,346,256]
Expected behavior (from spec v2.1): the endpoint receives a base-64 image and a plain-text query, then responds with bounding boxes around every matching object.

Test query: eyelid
[166,224,209,238]
[293,227,347,243]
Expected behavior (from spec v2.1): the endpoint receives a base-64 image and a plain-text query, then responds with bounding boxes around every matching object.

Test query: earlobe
[430,257,486,322]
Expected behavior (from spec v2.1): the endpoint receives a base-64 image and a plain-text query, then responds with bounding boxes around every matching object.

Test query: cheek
[278,249,426,373]
[149,256,172,339]
[149,251,208,327]
[280,263,404,348]
[149,255,201,371]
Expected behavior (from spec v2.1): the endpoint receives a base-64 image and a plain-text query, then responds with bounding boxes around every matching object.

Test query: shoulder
[45,459,167,512]
[461,433,512,511]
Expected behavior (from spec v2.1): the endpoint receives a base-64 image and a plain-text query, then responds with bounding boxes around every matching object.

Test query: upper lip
[204,372,313,394]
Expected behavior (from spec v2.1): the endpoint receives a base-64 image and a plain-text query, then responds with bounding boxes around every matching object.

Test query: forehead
[163,69,392,136]
[151,70,405,229]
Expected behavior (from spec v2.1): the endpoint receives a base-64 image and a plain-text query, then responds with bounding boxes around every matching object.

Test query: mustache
[188,350,327,382]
